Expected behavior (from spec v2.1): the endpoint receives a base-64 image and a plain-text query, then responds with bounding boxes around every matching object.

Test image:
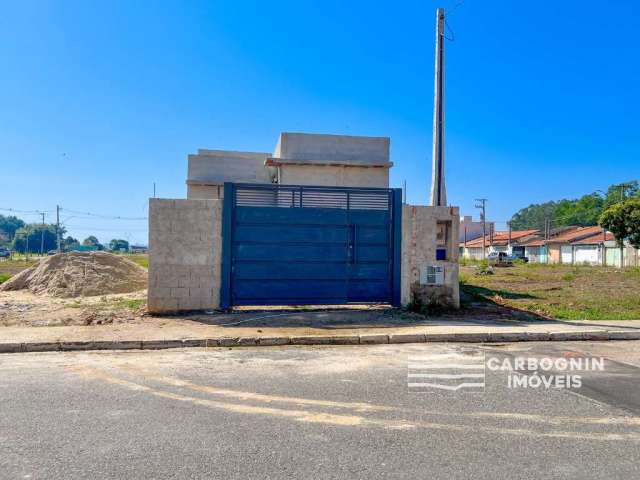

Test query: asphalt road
[2,341,640,479]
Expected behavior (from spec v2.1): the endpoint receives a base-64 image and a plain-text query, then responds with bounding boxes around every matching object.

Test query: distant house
[459,229,539,260]
[518,226,624,265]
[543,226,608,264]
[520,238,547,263]
[569,230,614,265]
[129,245,148,254]
[604,241,640,267]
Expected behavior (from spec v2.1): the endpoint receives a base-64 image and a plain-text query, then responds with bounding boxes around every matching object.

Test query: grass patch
[112,298,146,311]
[128,254,148,269]
[0,273,11,284]
[0,258,38,278]
[460,263,640,320]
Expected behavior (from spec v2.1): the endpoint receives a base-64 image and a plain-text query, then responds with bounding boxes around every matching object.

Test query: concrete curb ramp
[1,330,640,354]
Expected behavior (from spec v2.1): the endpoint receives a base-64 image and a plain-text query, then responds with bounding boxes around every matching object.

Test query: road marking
[114,364,392,413]
[69,365,409,429]
[69,365,640,442]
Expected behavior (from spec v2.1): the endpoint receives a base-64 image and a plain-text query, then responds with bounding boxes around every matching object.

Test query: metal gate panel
[221,183,402,308]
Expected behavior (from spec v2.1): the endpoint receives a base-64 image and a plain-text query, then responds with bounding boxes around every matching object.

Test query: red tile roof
[547,226,607,243]
[515,226,614,247]
[571,231,614,245]
[460,230,539,248]
[520,238,546,247]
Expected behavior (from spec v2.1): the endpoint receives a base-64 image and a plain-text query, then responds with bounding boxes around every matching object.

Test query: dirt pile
[0,252,147,298]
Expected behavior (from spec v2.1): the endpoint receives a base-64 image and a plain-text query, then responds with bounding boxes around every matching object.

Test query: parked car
[0,248,11,258]
[487,251,528,266]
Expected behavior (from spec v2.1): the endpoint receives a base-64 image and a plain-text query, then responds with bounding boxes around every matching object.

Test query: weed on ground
[460,263,640,320]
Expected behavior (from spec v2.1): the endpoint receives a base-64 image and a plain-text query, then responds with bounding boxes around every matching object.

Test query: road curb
[1,330,639,354]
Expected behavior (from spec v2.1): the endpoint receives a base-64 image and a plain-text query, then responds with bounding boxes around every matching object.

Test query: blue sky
[1,0,639,244]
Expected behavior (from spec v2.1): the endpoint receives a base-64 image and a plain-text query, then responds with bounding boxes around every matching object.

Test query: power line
[63,224,148,232]
[1,206,147,221]
[60,208,147,220]
[0,207,53,215]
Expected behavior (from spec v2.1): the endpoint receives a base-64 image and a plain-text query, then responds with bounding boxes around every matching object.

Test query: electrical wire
[0,207,52,215]
[60,208,147,220]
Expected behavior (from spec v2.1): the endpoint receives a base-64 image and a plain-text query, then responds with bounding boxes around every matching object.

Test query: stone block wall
[148,199,222,313]
[401,205,460,309]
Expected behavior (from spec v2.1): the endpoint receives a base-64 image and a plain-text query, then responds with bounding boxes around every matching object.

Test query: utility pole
[617,183,631,267]
[602,227,607,266]
[402,180,407,204]
[618,183,632,202]
[544,218,549,264]
[430,7,447,206]
[40,212,45,256]
[153,182,156,198]
[56,205,61,253]
[507,221,512,253]
[475,199,487,259]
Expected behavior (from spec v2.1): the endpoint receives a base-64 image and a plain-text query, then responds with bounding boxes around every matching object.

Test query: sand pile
[0,252,148,298]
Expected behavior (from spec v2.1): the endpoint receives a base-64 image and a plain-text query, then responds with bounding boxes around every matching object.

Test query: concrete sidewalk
[1,309,640,353]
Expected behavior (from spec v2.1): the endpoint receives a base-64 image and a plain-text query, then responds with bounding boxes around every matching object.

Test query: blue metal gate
[220,183,402,308]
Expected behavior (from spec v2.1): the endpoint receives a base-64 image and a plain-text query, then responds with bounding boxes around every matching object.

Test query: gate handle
[348,224,356,264]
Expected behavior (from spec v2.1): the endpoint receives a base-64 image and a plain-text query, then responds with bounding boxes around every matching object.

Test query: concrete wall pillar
[401,205,460,309]
[148,199,222,314]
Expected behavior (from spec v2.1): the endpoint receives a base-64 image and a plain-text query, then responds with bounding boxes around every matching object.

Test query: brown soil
[0,252,147,298]
[0,289,147,327]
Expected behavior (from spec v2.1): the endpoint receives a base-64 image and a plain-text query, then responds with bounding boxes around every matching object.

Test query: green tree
[63,236,80,251]
[511,180,639,231]
[109,239,129,251]
[510,201,557,231]
[11,224,59,253]
[82,236,103,249]
[599,198,640,249]
[0,215,26,246]
[604,181,639,208]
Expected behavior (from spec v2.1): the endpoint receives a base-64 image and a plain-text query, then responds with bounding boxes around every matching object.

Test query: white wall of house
[459,216,494,243]
[464,247,484,260]
[574,245,600,265]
